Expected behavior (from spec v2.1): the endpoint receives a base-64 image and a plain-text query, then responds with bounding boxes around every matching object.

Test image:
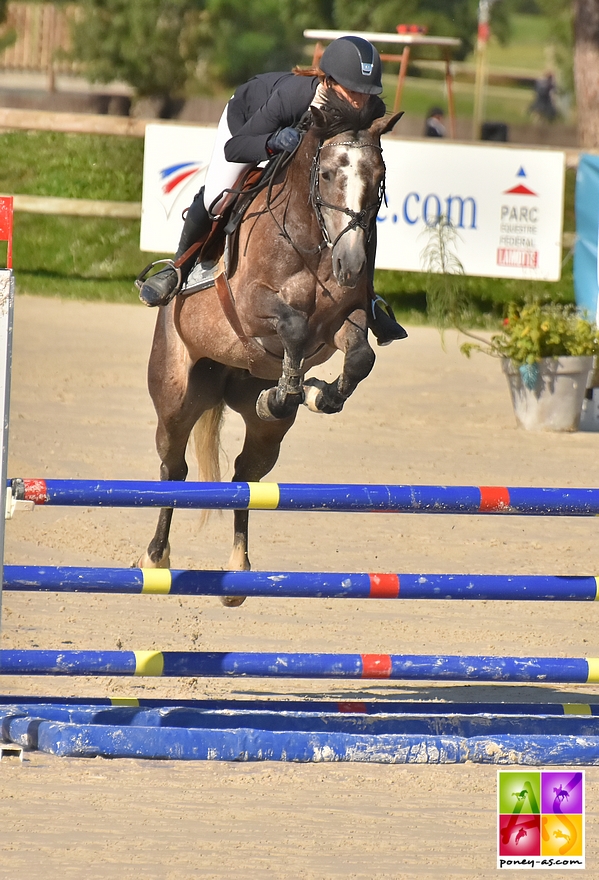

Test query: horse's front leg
[223,371,298,606]
[304,309,375,414]
[256,307,309,421]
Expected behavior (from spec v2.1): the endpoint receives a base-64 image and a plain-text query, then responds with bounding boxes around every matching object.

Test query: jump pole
[2,649,599,683]
[0,198,14,632]
[2,694,598,716]
[10,477,599,515]
[5,565,599,601]
[3,699,599,763]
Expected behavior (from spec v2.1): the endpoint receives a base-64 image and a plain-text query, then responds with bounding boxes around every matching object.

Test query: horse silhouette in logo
[515,828,528,845]
[554,830,571,844]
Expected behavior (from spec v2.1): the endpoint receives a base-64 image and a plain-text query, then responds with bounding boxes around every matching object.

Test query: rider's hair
[292,65,325,80]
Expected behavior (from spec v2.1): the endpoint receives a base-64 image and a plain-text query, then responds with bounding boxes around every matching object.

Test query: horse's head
[309,100,402,289]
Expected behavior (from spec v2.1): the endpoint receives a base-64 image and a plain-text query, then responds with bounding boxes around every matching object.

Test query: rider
[138,35,407,345]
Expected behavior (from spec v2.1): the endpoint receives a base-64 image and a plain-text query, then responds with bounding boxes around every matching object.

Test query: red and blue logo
[504,166,538,197]
[157,160,207,219]
[160,161,204,195]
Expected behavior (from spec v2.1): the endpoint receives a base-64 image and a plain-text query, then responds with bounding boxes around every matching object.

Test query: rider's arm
[224,77,317,164]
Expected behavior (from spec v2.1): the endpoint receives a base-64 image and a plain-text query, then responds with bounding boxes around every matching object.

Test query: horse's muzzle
[332,253,366,288]
[332,230,367,288]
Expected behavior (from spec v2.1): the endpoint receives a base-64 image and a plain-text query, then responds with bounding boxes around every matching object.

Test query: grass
[385,76,536,127]
[2,130,164,302]
[376,256,575,328]
[383,12,567,127]
[0,130,145,200]
[486,13,552,71]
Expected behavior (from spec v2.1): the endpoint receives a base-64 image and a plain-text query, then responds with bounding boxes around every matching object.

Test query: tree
[65,0,519,102]
[199,0,515,87]
[0,1,17,56]
[574,0,599,146]
[199,0,331,86]
[66,0,204,106]
[329,0,513,61]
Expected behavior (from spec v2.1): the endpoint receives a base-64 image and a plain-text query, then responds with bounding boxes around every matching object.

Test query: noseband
[309,140,385,250]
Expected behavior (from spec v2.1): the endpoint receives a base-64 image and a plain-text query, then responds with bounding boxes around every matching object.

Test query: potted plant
[460,298,599,432]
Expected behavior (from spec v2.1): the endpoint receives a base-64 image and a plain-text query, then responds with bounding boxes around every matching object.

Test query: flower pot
[502,356,593,432]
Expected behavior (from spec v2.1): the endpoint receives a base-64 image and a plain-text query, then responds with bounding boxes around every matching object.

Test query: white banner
[140,125,565,281]
[377,140,565,281]
[140,123,216,254]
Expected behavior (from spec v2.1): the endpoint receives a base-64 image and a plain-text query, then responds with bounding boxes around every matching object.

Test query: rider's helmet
[320,36,383,95]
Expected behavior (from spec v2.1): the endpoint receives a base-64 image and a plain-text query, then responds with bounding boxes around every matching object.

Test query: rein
[258,135,385,297]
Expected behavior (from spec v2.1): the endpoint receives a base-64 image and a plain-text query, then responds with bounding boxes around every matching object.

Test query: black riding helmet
[320,36,383,96]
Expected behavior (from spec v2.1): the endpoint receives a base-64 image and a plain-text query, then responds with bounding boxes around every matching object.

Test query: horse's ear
[310,106,327,129]
[371,111,404,138]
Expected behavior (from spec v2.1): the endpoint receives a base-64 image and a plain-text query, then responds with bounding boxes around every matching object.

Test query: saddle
[178,165,272,296]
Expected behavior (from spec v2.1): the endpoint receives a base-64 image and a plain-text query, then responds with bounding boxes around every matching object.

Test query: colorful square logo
[498,770,584,869]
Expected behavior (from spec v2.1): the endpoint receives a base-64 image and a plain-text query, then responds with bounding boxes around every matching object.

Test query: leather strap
[173,239,204,269]
[214,271,281,376]
[214,272,258,373]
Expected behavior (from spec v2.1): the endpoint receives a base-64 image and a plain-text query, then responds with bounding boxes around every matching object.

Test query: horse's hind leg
[140,339,227,568]
[222,371,297,606]
[138,411,199,568]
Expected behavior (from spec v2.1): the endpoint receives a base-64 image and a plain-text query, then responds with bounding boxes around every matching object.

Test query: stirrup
[134,259,182,294]
[369,294,408,346]
[371,294,395,320]
[182,260,218,295]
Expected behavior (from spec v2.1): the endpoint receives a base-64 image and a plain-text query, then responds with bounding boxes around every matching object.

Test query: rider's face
[330,82,370,109]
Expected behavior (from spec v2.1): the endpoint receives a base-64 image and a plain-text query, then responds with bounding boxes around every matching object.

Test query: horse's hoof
[256,388,279,421]
[220,595,246,607]
[136,544,171,569]
[303,378,344,414]
[256,388,303,421]
[303,378,326,413]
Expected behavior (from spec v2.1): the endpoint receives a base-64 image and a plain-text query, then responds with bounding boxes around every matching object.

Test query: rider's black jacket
[224,72,386,165]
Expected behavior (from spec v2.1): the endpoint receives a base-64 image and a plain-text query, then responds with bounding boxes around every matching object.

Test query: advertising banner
[140,124,565,282]
[573,153,599,322]
[140,123,216,254]
[378,140,565,280]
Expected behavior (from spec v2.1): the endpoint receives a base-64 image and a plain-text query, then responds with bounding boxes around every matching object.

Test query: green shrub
[460,297,599,366]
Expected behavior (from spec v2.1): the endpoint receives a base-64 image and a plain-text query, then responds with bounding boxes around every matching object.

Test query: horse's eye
[321,170,332,182]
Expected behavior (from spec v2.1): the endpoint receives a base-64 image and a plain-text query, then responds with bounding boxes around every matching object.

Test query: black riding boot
[139,189,212,307]
[365,227,408,345]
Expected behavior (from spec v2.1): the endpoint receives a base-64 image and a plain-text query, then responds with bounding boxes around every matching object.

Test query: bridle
[309,139,385,250]
[256,128,387,294]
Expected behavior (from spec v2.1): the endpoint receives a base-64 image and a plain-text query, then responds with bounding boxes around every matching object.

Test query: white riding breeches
[203,104,254,216]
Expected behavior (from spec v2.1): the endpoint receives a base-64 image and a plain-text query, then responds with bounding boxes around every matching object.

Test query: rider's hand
[266,127,301,154]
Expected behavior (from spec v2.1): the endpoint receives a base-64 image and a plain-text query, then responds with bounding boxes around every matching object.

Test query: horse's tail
[191,402,226,523]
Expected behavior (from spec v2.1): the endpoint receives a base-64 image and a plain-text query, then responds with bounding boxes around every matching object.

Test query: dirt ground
[1,295,599,878]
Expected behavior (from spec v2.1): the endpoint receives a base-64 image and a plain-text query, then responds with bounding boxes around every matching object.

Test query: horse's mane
[309,89,383,139]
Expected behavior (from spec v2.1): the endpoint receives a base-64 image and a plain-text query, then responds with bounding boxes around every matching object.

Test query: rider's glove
[266,127,301,154]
